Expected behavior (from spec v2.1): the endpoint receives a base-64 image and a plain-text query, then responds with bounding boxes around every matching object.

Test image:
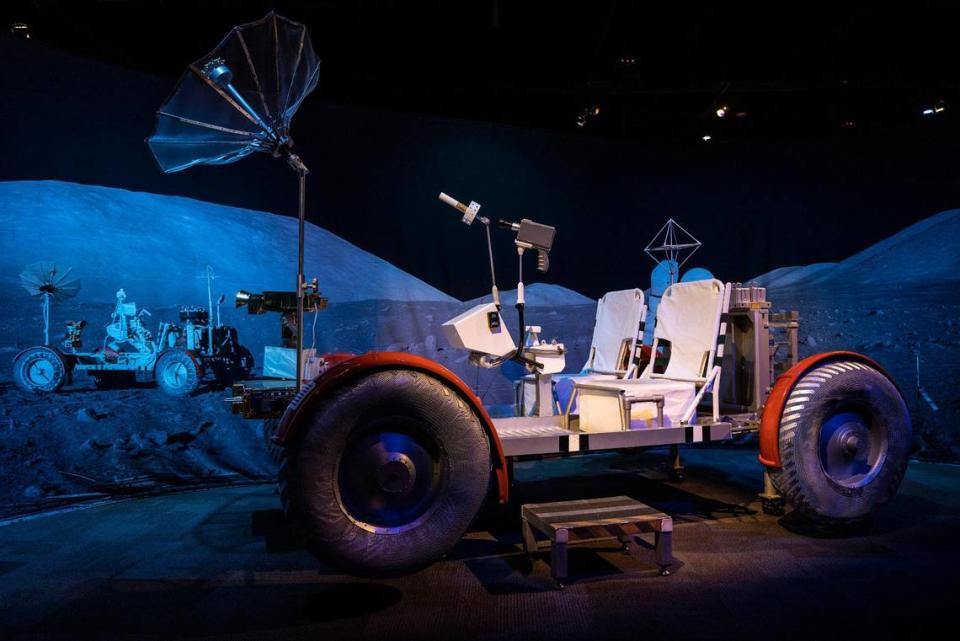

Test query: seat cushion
[577,378,697,431]
[518,372,616,416]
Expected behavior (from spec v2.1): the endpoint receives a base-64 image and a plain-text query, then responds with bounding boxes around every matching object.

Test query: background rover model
[13,288,253,396]
[231,193,912,578]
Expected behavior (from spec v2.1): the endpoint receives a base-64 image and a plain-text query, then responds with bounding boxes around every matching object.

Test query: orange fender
[759,350,893,468]
[276,351,510,504]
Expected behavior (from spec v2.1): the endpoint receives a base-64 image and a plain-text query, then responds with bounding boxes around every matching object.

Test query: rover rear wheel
[280,369,491,577]
[13,347,68,393]
[768,359,911,525]
[155,348,200,396]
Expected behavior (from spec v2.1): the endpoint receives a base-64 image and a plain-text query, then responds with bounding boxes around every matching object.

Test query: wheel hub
[376,454,416,494]
[841,432,862,455]
[337,427,442,532]
[819,409,887,488]
[28,359,54,385]
[165,362,186,385]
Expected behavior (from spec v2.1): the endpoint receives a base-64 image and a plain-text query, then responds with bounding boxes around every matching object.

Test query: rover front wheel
[768,359,911,525]
[281,369,491,577]
[13,347,68,393]
[155,349,201,396]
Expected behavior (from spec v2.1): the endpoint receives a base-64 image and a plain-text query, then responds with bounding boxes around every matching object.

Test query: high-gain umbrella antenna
[146,12,320,390]
[20,262,81,345]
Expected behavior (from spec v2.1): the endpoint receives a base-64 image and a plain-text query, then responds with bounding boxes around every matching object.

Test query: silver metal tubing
[295,164,308,392]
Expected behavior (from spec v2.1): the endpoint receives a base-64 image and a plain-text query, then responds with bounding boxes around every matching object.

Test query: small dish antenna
[20,262,81,345]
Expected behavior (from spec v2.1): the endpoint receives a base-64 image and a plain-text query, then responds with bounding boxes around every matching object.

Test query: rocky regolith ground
[0,300,594,516]
[0,382,276,515]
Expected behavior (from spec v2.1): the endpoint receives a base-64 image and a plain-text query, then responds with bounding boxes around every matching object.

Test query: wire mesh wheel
[13,346,68,393]
[155,349,200,397]
[768,359,911,525]
[280,369,491,577]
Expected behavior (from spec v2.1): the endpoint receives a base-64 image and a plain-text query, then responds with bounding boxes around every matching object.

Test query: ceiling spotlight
[701,134,712,142]
[922,101,945,117]
[715,105,728,118]
[10,22,30,39]
[576,105,600,128]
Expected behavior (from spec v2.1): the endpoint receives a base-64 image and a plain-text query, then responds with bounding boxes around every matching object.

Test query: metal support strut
[759,468,785,516]
[669,444,685,482]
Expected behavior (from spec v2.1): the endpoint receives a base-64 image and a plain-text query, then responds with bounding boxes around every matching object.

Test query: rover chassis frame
[494,414,738,457]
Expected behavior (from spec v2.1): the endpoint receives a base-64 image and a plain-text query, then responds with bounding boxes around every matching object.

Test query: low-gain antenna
[642,219,703,345]
[644,218,702,285]
[20,262,81,345]
[198,264,218,351]
[438,193,500,308]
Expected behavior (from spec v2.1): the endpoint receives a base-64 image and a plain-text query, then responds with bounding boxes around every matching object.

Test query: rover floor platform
[493,416,732,457]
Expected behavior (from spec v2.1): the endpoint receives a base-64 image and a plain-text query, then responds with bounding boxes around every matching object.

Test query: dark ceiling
[4,0,960,141]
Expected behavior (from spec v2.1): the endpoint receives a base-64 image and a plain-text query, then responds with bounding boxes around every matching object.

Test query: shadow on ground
[0,447,956,641]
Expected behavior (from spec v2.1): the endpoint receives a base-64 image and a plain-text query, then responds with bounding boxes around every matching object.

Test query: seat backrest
[647,279,728,382]
[584,288,645,374]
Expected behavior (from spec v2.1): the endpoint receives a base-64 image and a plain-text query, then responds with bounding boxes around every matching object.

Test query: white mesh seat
[517,289,645,416]
[572,279,730,431]
[581,288,647,376]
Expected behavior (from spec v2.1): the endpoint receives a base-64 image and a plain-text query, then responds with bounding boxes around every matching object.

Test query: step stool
[521,495,673,587]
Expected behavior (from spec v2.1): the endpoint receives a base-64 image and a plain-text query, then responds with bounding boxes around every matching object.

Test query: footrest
[521,496,673,585]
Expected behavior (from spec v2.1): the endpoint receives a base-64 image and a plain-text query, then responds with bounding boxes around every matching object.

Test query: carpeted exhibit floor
[1,447,955,641]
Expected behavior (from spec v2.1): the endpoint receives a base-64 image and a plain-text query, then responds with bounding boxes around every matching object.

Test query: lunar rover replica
[141,9,910,580]
[229,193,912,578]
[13,288,252,396]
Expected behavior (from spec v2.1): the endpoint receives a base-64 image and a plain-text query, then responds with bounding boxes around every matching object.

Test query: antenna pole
[296,169,306,391]
[42,293,50,345]
[289,154,309,392]
[484,221,500,308]
[516,247,525,344]
[205,265,214,353]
